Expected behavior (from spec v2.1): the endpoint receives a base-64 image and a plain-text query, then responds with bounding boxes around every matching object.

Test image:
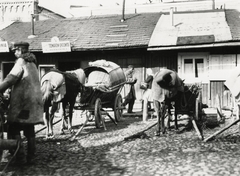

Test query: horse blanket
[41,71,66,102]
[224,66,240,104]
[151,69,184,102]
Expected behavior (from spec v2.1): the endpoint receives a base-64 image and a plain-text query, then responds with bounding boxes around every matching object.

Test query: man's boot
[27,137,36,164]
[13,135,27,165]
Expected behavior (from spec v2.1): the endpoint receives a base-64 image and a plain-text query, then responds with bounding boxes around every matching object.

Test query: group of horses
[40,67,202,139]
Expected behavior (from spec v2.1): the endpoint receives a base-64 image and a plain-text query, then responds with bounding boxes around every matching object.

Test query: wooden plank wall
[208,81,232,109]
[147,51,178,74]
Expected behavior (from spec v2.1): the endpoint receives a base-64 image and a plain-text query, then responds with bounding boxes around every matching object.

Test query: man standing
[0,42,43,165]
[122,65,137,113]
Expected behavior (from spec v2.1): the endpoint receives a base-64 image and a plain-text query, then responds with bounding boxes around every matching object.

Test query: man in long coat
[0,42,43,165]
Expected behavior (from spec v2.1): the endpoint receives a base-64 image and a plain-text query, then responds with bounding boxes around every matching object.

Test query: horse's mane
[41,80,53,103]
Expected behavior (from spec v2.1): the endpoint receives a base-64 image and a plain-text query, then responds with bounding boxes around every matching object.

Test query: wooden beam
[204,119,240,142]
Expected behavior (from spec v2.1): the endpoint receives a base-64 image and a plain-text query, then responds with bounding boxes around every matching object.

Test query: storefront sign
[41,41,71,53]
[0,41,9,52]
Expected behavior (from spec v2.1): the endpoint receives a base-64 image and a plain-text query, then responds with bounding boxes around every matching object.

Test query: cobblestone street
[1,109,240,176]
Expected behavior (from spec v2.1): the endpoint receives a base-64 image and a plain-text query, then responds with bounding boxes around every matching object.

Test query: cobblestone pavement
[1,110,240,176]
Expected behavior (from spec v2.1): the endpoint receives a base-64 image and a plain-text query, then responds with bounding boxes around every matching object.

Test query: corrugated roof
[0,13,161,51]
[148,10,233,48]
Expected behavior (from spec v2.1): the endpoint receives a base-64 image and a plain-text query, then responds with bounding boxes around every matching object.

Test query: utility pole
[121,0,126,22]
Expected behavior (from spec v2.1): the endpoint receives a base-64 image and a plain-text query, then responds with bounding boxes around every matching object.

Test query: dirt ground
[1,108,240,176]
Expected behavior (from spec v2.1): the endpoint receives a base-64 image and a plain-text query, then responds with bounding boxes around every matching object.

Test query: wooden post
[142,99,148,122]
[216,94,223,122]
[204,118,240,142]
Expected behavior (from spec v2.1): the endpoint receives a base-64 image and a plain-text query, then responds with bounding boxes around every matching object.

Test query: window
[179,53,208,83]
[183,58,204,78]
[16,6,19,13]
[209,55,236,80]
[38,65,55,79]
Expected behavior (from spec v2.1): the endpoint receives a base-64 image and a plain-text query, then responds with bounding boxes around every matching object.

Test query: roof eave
[147,41,240,51]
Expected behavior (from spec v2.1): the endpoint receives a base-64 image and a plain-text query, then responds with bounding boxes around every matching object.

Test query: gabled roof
[148,9,237,50]
[0,13,161,51]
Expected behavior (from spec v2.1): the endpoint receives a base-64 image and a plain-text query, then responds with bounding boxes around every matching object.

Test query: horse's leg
[153,100,161,136]
[67,100,75,133]
[49,102,58,137]
[174,104,179,130]
[167,105,171,130]
[161,102,166,134]
[60,102,67,135]
[43,109,50,139]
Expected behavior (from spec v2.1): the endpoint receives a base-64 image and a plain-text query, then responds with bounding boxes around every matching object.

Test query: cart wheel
[94,98,102,128]
[114,94,123,122]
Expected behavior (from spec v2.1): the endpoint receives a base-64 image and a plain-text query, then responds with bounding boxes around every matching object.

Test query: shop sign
[0,41,9,52]
[41,41,71,53]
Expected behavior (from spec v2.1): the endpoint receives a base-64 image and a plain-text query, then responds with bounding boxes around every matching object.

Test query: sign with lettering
[0,41,9,52]
[41,41,71,53]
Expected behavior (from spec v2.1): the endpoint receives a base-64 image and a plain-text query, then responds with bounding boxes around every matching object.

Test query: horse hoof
[155,131,160,136]
[46,134,54,139]
[60,130,65,135]
[69,129,74,134]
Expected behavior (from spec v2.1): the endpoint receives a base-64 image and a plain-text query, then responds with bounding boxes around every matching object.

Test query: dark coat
[0,54,44,124]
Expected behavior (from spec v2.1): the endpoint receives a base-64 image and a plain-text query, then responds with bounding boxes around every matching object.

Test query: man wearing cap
[0,41,43,165]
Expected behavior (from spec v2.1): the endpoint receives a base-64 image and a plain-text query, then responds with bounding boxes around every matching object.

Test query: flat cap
[12,41,29,50]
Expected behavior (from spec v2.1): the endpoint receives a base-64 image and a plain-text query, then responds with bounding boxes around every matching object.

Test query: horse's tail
[41,81,53,103]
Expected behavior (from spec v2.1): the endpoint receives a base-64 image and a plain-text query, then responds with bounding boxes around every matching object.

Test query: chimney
[28,14,36,38]
[212,0,215,9]
[170,7,174,27]
[31,14,35,35]
[121,0,126,22]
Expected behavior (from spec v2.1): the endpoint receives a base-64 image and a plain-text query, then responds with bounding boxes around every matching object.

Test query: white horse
[41,68,86,139]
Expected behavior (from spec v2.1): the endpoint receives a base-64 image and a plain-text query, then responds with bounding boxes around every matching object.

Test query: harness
[180,84,200,110]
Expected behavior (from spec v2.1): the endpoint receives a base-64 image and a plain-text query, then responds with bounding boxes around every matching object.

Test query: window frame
[38,64,55,79]
[178,52,208,84]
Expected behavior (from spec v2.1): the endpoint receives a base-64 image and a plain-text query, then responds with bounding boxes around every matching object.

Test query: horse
[151,69,182,136]
[153,71,202,137]
[41,68,86,139]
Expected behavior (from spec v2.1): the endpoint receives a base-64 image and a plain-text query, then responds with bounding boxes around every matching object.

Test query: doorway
[2,62,15,80]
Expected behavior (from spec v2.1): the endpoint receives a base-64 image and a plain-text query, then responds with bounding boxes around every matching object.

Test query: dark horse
[151,69,183,136]
[152,69,202,137]
[41,69,85,139]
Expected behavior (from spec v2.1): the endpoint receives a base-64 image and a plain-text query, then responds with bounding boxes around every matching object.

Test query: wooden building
[0,9,240,108]
[148,9,240,108]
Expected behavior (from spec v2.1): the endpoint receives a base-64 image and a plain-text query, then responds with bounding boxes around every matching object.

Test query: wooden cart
[72,60,126,138]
